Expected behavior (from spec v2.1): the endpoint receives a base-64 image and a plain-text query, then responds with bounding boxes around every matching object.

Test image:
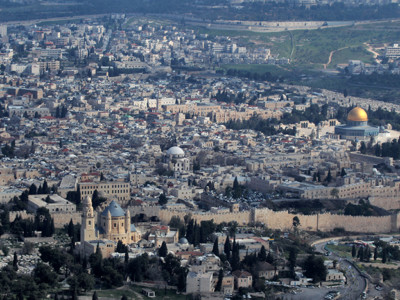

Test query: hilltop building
[165,146,190,173]
[334,107,379,140]
[79,196,141,257]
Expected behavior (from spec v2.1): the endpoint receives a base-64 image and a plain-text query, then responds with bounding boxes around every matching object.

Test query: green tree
[359,142,367,154]
[258,245,267,261]
[76,272,95,292]
[303,255,327,283]
[382,248,387,263]
[357,247,364,261]
[266,251,274,264]
[230,239,240,271]
[224,235,231,261]
[352,245,357,258]
[29,184,37,195]
[212,237,219,257]
[33,262,58,286]
[364,246,371,262]
[13,252,18,270]
[92,291,98,300]
[158,193,167,205]
[125,247,129,264]
[116,240,127,253]
[288,247,298,278]
[159,241,168,257]
[330,188,339,199]
[374,247,378,261]
[326,170,332,183]
[215,269,223,291]
[42,180,50,194]
[67,219,74,238]
[292,216,300,229]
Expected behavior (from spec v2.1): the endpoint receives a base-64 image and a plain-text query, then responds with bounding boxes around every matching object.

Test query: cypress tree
[258,245,267,261]
[224,235,231,261]
[125,247,129,264]
[358,247,364,261]
[374,247,378,261]
[193,222,200,246]
[382,248,387,263]
[212,237,219,257]
[43,180,50,194]
[266,251,274,264]
[67,219,74,238]
[186,219,194,244]
[230,239,240,271]
[365,246,371,262]
[215,269,223,292]
[352,245,356,258]
[29,184,37,195]
[159,241,168,257]
[92,292,98,300]
[13,252,18,270]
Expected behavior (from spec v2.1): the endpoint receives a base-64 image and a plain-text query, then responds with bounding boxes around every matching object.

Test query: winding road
[323,47,349,69]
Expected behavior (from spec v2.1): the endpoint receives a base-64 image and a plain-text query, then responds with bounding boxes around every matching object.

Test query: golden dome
[347,107,368,122]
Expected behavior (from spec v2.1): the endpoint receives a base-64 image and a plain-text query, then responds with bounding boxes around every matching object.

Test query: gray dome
[179,237,189,244]
[167,146,184,156]
[101,200,125,217]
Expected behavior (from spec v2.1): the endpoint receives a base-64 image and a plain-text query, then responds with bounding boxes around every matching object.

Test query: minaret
[81,196,96,243]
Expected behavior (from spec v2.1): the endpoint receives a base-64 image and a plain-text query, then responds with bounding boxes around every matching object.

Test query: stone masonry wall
[159,208,399,234]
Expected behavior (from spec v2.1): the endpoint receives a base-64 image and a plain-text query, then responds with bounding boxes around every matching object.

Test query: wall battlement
[159,207,400,233]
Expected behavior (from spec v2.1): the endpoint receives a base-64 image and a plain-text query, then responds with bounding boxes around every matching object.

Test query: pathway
[323,47,349,69]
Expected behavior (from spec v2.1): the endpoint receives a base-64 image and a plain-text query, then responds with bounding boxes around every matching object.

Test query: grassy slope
[194,21,400,66]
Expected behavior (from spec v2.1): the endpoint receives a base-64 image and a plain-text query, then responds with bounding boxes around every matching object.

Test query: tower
[81,196,96,243]
[105,210,112,239]
[125,209,131,236]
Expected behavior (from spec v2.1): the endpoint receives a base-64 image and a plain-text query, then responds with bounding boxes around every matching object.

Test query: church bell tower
[81,195,96,243]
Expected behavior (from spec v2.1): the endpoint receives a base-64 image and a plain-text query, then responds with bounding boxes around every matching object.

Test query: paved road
[283,241,366,300]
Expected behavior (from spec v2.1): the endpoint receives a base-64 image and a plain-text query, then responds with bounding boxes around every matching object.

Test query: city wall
[10,206,400,233]
[160,208,400,234]
[129,205,160,218]
[369,196,400,210]
[159,209,251,226]
[9,210,81,228]
[51,212,81,228]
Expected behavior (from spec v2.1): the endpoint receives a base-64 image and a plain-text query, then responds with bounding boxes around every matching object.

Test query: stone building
[79,196,141,257]
[334,107,379,140]
[78,181,130,205]
[165,146,190,173]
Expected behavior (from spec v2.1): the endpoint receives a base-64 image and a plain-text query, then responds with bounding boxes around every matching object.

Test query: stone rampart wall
[254,208,395,233]
[50,212,81,228]
[129,205,160,218]
[9,210,33,222]
[159,208,399,234]
[159,209,251,225]
[369,196,400,210]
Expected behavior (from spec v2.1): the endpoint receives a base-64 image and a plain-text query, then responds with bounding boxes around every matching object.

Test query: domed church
[79,196,141,257]
[334,107,379,140]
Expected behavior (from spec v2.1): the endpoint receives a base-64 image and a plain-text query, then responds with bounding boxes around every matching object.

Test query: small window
[114,223,116,228]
